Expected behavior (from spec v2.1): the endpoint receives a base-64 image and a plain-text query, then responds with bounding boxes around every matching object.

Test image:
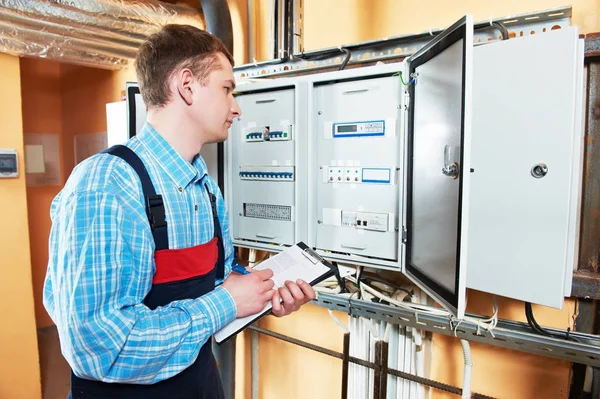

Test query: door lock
[442,162,459,179]
[442,145,460,179]
[531,163,548,178]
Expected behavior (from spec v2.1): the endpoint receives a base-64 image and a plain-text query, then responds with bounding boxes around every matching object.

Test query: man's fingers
[261,279,275,292]
[278,286,295,308]
[254,268,274,280]
[297,279,316,301]
[272,290,284,316]
[262,289,275,302]
[284,280,305,302]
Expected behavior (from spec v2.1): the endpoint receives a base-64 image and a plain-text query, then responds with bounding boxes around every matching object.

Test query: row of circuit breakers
[222,18,585,316]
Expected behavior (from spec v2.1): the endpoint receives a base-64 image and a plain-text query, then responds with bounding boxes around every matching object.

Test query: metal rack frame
[313,292,600,367]
[234,6,572,79]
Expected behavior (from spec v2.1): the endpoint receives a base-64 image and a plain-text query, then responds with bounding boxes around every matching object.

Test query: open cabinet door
[402,16,473,318]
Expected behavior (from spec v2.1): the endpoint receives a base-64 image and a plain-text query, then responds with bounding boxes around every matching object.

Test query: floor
[37,326,70,399]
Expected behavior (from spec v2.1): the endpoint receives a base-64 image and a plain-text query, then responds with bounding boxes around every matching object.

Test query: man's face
[192,53,242,144]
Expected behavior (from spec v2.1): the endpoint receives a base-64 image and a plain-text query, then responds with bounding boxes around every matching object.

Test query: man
[43,24,315,399]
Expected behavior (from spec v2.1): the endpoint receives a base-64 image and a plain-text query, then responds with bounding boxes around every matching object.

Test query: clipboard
[214,242,337,344]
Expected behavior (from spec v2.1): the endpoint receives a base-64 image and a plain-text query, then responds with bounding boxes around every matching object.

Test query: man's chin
[204,132,229,144]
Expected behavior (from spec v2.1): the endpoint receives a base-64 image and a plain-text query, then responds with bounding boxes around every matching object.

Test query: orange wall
[256,0,600,59]
[20,58,64,329]
[21,59,138,331]
[0,53,42,399]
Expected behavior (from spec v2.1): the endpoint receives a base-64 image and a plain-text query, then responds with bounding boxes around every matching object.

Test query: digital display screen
[337,125,357,133]
[0,156,16,172]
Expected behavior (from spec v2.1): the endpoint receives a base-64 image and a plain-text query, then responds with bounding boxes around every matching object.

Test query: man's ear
[176,68,195,106]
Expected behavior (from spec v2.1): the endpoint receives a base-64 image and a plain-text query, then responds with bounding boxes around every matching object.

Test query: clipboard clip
[301,247,323,265]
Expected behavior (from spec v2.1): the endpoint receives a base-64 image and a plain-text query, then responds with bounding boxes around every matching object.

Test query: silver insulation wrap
[0,0,203,69]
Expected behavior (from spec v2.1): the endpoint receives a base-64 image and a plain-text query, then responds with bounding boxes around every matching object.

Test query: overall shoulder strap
[102,145,169,251]
[204,183,225,279]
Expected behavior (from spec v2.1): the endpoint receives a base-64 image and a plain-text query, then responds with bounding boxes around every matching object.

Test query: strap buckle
[146,195,167,229]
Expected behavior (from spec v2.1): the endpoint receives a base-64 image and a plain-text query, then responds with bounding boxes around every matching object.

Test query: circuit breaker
[227,78,307,251]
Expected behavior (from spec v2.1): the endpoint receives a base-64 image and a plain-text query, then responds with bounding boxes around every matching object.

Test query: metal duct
[199,0,233,55]
[0,0,204,69]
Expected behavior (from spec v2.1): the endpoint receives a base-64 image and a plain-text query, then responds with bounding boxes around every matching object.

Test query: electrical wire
[346,276,500,337]
[492,22,510,40]
[339,48,351,70]
[392,71,414,86]
[525,302,582,343]
[460,339,473,399]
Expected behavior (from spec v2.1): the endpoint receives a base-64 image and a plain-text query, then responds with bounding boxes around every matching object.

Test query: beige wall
[0,53,42,399]
[237,1,598,398]
[254,0,599,59]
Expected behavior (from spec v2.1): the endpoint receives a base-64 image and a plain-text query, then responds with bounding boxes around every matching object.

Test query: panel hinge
[404,90,410,111]
[402,227,407,243]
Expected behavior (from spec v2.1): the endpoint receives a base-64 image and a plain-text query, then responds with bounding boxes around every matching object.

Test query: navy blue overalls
[69,145,226,399]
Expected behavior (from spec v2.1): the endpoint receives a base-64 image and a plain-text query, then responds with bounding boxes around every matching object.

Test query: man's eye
[224,87,231,94]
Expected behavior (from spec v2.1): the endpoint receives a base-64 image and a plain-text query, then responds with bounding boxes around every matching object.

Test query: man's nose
[231,99,242,118]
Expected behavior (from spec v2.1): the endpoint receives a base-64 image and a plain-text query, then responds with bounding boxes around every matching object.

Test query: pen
[232,264,251,275]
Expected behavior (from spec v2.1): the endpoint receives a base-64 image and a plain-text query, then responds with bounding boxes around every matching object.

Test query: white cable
[460,339,472,399]
[248,248,257,268]
[384,322,392,342]
[348,276,499,336]
[328,309,349,333]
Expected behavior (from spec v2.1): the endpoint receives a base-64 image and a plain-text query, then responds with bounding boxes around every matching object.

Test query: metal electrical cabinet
[308,64,404,269]
[466,27,585,309]
[305,16,585,318]
[226,78,308,251]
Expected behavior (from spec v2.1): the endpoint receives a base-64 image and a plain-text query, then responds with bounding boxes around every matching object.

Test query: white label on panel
[285,160,292,166]
[362,168,391,183]
[388,213,395,231]
[323,208,342,226]
[385,118,397,137]
[247,122,257,128]
[324,121,334,139]
[272,160,278,166]
[347,160,354,166]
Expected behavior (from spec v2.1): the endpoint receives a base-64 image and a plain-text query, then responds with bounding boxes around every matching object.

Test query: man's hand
[271,279,316,317]
[222,269,275,318]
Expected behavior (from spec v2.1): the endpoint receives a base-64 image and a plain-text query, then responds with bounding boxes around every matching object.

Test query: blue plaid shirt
[43,123,237,384]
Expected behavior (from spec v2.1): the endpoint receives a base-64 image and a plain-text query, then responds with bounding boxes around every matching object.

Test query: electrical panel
[226,78,307,251]
[308,66,403,269]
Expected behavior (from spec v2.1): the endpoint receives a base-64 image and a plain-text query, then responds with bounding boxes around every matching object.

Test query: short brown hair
[135,24,234,109]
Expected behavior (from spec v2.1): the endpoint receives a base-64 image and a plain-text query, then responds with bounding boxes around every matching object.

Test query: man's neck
[146,107,203,163]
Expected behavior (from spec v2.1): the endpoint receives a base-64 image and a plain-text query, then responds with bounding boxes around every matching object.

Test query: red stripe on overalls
[152,236,219,284]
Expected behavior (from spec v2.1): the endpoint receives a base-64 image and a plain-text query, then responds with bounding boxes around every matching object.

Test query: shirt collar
[137,122,208,189]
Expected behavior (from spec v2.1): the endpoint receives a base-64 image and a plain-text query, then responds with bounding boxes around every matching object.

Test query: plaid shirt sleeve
[43,187,237,384]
